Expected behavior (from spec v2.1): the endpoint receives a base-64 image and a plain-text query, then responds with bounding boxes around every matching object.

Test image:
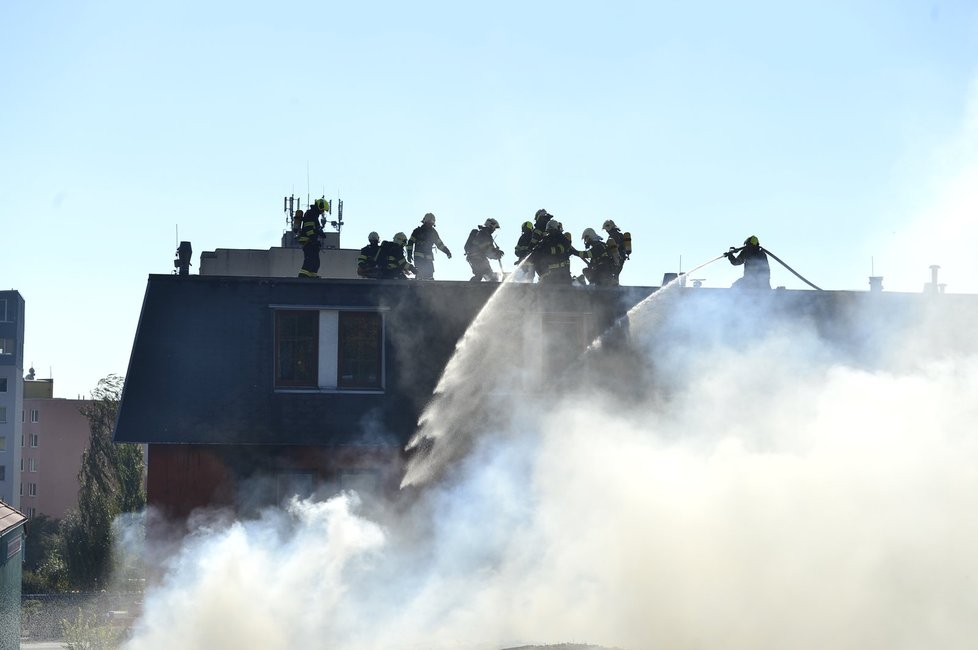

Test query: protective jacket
[357,243,381,278]
[579,239,618,286]
[297,206,325,246]
[464,226,502,281]
[407,224,451,261]
[376,241,415,279]
[464,227,502,260]
[605,227,627,269]
[532,231,578,284]
[514,228,535,263]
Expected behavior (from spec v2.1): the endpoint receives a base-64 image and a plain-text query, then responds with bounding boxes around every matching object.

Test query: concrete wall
[199,247,361,279]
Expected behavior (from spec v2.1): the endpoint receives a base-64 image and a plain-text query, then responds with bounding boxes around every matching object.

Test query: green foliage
[23,513,60,571]
[59,374,147,591]
[61,608,125,650]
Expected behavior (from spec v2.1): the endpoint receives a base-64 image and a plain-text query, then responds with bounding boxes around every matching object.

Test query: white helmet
[368,231,380,244]
[393,232,408,246]
[582,227,600,242]
[423,212,436,225]
[602,219,617,231]
[546,219,562,232]
[484,217,500,230]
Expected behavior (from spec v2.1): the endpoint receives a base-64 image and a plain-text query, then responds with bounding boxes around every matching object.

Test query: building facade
[20,382,93,520]
[114,275,639,518]
[0,291,25,509]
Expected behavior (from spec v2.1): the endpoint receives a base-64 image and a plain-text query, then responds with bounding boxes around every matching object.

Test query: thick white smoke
[121,285,978,650]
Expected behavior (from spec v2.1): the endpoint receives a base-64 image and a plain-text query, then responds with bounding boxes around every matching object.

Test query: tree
[60,374,146,590]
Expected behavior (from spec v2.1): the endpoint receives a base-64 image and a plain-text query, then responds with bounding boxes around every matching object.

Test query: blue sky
[3,1,978,398]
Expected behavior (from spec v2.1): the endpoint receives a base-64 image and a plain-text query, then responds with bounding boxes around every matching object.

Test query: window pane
[337,312,382,389]
[0,378,6,392]
[0,407,5,424]
[0,339,11,355]
[275,311,318,387]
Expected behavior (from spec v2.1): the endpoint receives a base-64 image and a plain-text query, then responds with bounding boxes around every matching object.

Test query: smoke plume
[122,283,978,649]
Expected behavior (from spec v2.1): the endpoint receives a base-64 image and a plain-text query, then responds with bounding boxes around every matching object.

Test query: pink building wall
[20,398,92,520]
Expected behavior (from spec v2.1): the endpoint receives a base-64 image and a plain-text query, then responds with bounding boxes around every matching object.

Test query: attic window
[337,312,382,389]
[275,310,319,387]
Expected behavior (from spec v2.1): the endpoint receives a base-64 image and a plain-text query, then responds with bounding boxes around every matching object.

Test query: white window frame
[27,482,37,497]
[0,407,6,424]
[0,377,6,392]
[31,409,39,423]
[29,433,38,448]
[28,457,37,473]
[0,299,6,322]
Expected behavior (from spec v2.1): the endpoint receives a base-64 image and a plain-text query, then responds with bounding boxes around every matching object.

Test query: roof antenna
[306,161,310,208]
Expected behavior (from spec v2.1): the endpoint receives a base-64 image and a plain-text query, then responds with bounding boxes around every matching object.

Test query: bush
[61,608,126,650]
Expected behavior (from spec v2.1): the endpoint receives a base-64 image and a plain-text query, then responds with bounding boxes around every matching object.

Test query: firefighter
[377,232,417,279]
[532,219,579,285]
[464,218,503,282]
[357,232,382,279]
[407,213,452,280]
[578,228,618,286]
[513,220,537,282]
[602,219,628,278]
[725,235,771,289]
[297,198,328,278]
[530,208,552,244]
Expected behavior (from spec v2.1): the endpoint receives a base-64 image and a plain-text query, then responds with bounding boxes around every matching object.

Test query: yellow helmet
[745,235,760,247]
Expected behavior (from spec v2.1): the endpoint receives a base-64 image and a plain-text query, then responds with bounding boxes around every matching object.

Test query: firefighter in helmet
[297,198,328,278]
[407,212,452,280]
[377,232,417,279]
[464,218,503,282]
[725,235,771,289]
[532,219,579,285]
[578,228,618,286]
[357,232,382,279]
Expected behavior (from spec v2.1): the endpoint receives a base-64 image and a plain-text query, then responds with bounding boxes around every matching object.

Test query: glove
[445,249,452,259]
